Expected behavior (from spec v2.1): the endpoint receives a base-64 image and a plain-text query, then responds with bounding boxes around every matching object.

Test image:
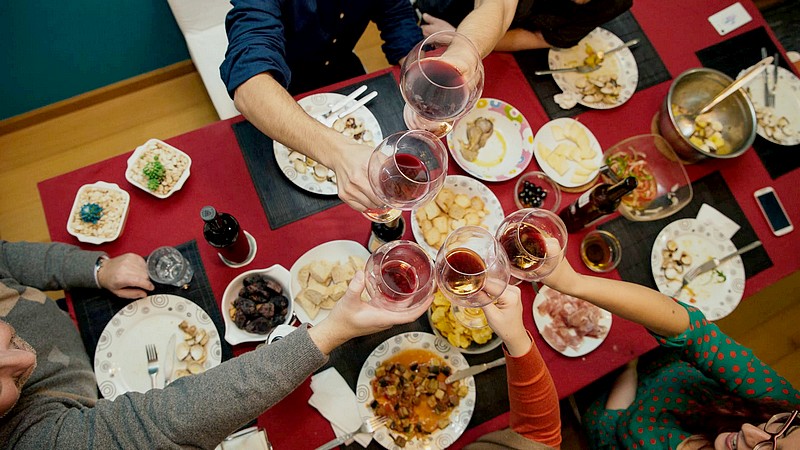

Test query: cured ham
[537,288,608,352]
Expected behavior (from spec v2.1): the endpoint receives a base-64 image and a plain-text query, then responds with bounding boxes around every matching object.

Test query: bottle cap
[200,206,217,222]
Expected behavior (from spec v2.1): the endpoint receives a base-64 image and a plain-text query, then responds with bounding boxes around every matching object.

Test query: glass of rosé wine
[400,30,485,137]
[434,226,510,328]
[495,208,568,285]
[362,130,448,223]
[364,240,436,311]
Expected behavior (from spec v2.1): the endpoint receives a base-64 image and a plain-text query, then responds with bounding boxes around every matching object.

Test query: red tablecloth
[38,0,800,448]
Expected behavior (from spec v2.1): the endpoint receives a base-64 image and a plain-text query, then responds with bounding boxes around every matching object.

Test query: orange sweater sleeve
[505,332,562,447]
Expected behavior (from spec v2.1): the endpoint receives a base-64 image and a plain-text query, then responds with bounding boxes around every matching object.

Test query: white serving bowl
[125,138,192,198]
[221,265,294,345]
[66,181,130,245]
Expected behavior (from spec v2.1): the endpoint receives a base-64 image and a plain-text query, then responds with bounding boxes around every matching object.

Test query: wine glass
[434,226,510,328]
[363,130,448,223]
[364,240,436,311]
[400,30,485,137]
[495,208,568,284]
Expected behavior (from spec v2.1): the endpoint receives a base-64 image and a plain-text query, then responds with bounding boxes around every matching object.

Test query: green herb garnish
[79,203,104,224]
[712,269,727,283]
[143,155,166,190]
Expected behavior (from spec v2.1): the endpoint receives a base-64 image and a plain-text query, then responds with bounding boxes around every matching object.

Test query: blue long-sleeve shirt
[221,0,423,96]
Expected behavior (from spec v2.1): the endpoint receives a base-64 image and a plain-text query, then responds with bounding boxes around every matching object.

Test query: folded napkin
[696,203,740,239]
[554,91,579,110]
[309,367,372,447]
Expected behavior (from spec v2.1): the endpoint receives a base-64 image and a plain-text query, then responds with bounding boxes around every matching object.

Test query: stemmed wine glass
[363,130,448,223]
[364,240,436,311]
[400,30,485,137]
[434,226,510,328]
[495,208,568,285]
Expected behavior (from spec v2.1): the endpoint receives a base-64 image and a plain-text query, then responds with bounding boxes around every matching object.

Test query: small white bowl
[125,138,192,198]
[221,265,294,345]
[66,181,130,245]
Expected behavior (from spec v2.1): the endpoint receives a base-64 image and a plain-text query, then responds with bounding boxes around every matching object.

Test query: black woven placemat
[598,171,772,290]
[70,240,233,368]
[233,72,407,229]
[514,10,671,120]
[695,26,800,180]
[329,317,508,448]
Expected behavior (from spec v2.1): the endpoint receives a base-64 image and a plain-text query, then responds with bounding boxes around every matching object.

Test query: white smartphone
[754,187,793,236]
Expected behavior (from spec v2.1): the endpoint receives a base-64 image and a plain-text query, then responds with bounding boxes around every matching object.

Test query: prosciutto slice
[537,288,608,352]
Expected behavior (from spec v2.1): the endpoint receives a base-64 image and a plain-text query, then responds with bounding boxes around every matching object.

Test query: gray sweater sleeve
[0,240,103,290]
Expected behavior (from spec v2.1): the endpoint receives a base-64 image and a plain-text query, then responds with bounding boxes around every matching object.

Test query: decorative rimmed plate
[94,294,222,400]
[355,332,476,449]
[411,175,504,259]
[532,286,612,357]
[446,98,534,181]
[548,27,639,109]
[651,218,745,320]
[740,64,800,146]
[532,118,603,189]
[289,240,370,325]
[273,92,383,195]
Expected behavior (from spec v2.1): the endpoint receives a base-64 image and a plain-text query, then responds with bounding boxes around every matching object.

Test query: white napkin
[554,91,579,109]
[308,367,372,447]
[215,427,271,450]
[696,204,740,239]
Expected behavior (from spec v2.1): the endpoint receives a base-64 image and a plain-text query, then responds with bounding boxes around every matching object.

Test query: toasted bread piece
[331,261,355,284]
[309,260,333,283]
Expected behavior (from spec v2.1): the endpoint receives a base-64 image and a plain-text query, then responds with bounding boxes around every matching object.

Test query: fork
[534,39,639,75]
[314,416,389,450]
[671,241,762,297]
[145,344,159,389]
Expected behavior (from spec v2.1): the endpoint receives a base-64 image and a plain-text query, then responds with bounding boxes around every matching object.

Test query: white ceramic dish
[426,306,502,355]
[355,332,476,449]
[66,181,130,245]
[273,92,383,196]
[221,264,294,345]
[532,286,612,357]
[651,218,745,321]
[125,138,192,198]
[289,240,370,325]
[94,294,222,399]
[446,98,534,182]
[532,118,603,189]
[740,64,800,146]
[411,175,504,259]
[548,27,639,109]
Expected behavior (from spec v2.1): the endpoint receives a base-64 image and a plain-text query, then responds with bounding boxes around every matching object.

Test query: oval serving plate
[532,118,603,189]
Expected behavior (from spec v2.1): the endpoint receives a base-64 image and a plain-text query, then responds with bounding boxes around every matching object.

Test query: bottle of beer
[368,217,405,253]
[558,177,638,233]
[201,206,251,264]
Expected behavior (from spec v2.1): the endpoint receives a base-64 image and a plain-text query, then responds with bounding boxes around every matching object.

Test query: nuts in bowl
[66,181,130,244]
[126,139,191,198]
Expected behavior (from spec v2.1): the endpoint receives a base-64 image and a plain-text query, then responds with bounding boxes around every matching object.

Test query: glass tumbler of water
[147,246,194,287]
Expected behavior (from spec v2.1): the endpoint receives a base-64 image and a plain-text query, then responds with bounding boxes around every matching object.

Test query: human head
[0,320,37,417]
[713,411,799,449]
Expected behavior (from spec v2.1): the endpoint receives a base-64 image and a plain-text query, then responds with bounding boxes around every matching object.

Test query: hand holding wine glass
[363,130,448,223]
[495,208,568,284]
[434,226,510,328]
[364,240,436,311]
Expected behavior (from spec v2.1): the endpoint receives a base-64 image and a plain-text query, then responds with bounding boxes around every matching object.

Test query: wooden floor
[2,20,799,446]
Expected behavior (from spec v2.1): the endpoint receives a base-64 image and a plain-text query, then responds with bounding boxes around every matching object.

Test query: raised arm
[542,258,690,337]
[454,0,518,58]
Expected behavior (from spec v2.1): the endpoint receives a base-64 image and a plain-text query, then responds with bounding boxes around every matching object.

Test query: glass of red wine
[495,208,568,284]
[363,130,448,223]
[400,30,484,137]
[365,240,436,311]
[434,226,510,328]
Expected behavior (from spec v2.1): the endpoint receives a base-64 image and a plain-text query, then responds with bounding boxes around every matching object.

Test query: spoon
[675,56,773,137]
[535,39,640,75]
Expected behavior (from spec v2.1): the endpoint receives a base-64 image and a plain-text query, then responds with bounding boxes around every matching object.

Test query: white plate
[446,98,534,182]
[426,306,503,355]
[355,332,476,449]
[532,286,612,357]
[548,27,639,109]
[411,175,504,259]
[94,294,222,400]
[125,139,192,198]
[650,218,745,320]
[221,264,293,345]
[66,181,130,245]
[531,118,603,189]
[273,93,383,195]
[289,240,371,325]
[740,64,800,146]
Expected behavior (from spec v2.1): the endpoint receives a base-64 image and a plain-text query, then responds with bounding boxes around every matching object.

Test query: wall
[1,1,191,121]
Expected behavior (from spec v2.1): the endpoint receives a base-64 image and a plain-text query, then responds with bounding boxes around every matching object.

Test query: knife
[163,333,176,387]
[760,47,770,106]
[445,357,506,384]
[679,240,763,296]
[323,85,367,119]
[337,91,378,118]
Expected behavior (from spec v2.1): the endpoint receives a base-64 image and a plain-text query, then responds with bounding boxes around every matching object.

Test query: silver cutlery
[322,85,367,119]
[534,38,639,76]
[145,344,159,389]
[770,52,779,107]
[761,47,771,106]
[314,416,388,450]
[445,357,507,384]
[163,334,176,387]
[671,240,762,297]
[336,91,378,118]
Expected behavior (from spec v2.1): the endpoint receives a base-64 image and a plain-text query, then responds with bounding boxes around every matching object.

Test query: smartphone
[754,187,793,236]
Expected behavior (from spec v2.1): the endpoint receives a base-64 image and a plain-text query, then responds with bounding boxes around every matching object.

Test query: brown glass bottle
[201,206,251,263]
[368,217,405,253]
[558,177,638,233]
